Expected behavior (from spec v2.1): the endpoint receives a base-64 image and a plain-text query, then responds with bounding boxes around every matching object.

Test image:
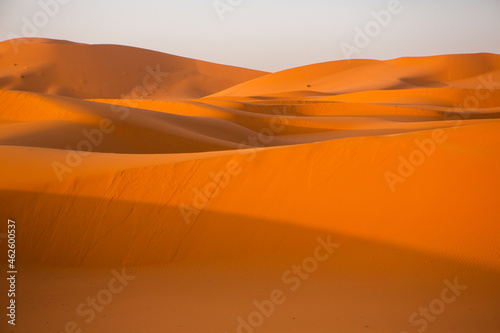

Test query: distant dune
[0,39,499,333]
[0,38,267,99]
[211,53,500,97]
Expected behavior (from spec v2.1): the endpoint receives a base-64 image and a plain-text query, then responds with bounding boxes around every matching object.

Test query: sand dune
[0,38,266,99]
[211,53,500,97]
[0,40,499,333]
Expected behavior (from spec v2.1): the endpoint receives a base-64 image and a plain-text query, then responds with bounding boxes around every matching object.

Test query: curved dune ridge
[1,39,499,333]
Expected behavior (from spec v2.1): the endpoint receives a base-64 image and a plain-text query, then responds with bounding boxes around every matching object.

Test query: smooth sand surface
[0,38,266,99]
[0,39,499,333]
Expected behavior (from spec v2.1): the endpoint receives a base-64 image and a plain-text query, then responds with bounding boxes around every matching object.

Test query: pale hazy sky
[1,0,499,72]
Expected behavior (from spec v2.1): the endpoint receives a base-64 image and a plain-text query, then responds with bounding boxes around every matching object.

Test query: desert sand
[0,38,499,333]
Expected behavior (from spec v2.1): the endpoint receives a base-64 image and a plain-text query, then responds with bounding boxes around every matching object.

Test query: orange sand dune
[0,40,499,333]
[211,53,500,98]
[0,89,295,153]
[0,38,267,99]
